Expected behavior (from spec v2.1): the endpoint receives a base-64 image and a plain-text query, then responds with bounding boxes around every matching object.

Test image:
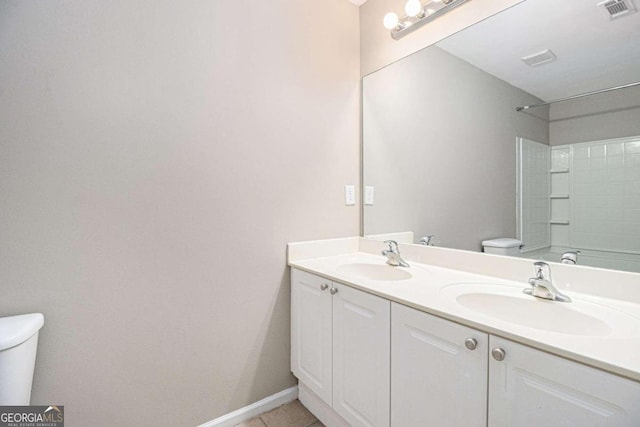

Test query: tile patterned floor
[234,400,324,427]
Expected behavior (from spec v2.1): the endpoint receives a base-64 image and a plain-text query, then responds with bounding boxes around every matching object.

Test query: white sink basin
[336,263,412,281]
[456,293,611,336]
[441,283,640,337]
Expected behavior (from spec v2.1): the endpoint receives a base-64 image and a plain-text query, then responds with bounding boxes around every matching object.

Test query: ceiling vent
[598,0,637,19]
[521,49,557,67]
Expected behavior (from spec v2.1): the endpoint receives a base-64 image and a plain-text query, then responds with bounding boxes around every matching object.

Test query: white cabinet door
[488,335,640,427]
[391,303,488,427]
[333,283,391,427]
[291,269,333,405]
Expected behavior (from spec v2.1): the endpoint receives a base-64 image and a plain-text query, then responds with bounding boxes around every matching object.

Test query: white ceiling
[437,0,640,101]
[349,0,368,5]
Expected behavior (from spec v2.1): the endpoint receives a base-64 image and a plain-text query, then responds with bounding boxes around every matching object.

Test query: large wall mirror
[362,0,640,273]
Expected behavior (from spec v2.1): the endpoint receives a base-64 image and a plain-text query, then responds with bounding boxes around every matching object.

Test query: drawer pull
[492,347,506,361]
[465,338,478,351]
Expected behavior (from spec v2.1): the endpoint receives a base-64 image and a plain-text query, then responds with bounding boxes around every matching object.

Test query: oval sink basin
[441,283,640,337]
[456,293,611,336]
[336,263,412,281]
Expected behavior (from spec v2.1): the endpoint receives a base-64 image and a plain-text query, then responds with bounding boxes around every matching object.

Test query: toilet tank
[0,313,45,405]
[482,238,522,256]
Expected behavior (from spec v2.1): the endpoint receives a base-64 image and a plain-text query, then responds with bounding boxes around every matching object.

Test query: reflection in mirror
[362,0,640,273]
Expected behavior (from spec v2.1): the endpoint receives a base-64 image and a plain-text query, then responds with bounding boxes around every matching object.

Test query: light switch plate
[365,186,374,205]
[345,185,356,205]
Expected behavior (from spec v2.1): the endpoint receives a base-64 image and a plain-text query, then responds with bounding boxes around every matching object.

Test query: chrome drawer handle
[492,347,506,361]
[465,338,477,351]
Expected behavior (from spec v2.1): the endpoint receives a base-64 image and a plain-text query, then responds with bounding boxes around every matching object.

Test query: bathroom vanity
[288,237,640,427]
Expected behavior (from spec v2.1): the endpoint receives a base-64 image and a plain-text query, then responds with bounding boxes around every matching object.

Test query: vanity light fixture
[383,0,471,40]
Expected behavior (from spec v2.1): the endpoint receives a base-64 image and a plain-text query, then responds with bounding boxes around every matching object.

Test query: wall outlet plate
[365,186,374,205]
[345,185,356,205]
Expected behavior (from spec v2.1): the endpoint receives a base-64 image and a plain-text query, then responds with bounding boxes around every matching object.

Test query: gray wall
[0,1,359,425]
[550,86,640,145]
[363,46,548,251]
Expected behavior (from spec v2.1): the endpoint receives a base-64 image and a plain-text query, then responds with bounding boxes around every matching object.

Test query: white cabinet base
[292,270,390,427]
[299,382,351,427]
[292,268,640,427]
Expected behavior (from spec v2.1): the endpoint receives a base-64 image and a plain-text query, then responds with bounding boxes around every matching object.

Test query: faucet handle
[561,250,580,264]
[533,261,551,281]
[419,235,435,246]
[384,240,399,252]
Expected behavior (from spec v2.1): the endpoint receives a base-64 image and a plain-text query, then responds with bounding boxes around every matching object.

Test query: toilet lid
[481,238,522,248]
[0,313,44,351]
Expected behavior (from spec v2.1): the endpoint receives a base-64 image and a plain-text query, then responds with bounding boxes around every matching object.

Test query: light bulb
[404,0,422,17]
[383,12,399,30]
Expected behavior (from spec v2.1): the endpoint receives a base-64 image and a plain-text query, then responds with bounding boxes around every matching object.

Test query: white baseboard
[198,386,298,427]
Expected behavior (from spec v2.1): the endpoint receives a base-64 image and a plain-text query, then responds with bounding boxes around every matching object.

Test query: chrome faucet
[419,235,435,246]
[524,261,571,302]
[382,240,409,267]
[561,250,580,265]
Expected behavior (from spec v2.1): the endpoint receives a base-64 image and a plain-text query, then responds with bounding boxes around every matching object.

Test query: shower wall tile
[573,145,590,159]
[626,140,640,154]
[627,181,640,194]
[590,144,606,158]
[552,198,570,220]
[552,147,570,169]
[607,155,624,168]
[551,223,570,246]
[609,141,624,155]
[571,137,640,254]
[551,172,569,194]
[573,158,589,171]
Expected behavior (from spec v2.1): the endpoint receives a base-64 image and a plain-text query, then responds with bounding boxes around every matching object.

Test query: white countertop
[290,251,640,382]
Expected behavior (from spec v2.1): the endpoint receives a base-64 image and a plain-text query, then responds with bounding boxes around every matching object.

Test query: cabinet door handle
[330,287,338,295]
[464,338,477,351]
[492,347,506,361]
[320,283,329,291]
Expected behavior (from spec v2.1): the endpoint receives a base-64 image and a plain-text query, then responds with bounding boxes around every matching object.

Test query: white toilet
[481,238,522,256]
[0,313,45,405]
